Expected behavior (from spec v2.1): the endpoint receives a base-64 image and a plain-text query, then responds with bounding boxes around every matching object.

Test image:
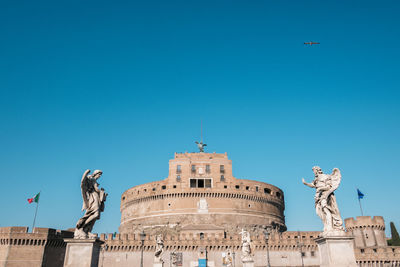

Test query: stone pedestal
[315,235,357,267]
[63,238,104,267]
[242,259,254,267]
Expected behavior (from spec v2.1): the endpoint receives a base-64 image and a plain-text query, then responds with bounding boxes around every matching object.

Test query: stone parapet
[345,216,385,230]
[345,216,387,248]
[355,246,400,266]
[99,231,321,253]
[0,227,73,267]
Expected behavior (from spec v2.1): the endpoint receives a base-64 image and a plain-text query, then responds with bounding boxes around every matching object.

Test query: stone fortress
[1,150,399,266]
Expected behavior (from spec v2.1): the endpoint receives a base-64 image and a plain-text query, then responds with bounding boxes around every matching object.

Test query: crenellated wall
[354,246,400,267]
[1,224,399,267]
[0,227,73,267]
[345,216,387,248]
[98,230,321,267]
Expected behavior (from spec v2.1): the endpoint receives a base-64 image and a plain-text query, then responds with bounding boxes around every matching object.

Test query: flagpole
[358,196,364,216]
[31,192,40,233]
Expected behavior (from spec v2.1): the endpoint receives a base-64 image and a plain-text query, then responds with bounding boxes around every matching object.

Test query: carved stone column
[315,235,357,267]
[63,238,104,267]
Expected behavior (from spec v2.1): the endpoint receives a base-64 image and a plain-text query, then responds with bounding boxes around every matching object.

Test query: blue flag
[357,189,364,199]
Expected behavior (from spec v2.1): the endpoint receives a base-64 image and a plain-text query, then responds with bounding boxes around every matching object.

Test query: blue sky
[1,0,399,236]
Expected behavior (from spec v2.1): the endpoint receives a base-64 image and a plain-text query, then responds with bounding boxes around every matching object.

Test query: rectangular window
[220,175,225,181]
[176,165,181,173]
[191,165,196,172]
[189,178,212,188]
[220,165,225,173]
[197,179,204,188]
[235,185,240,189]
[176,175,181,182]
[264,188,271,194]
[255,186,259,192]
[311,251,315,257]
[206,165,210,173]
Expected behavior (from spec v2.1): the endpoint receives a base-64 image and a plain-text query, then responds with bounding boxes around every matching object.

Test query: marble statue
[222,250,233,267]
[195,141,207,152]
[240,229,253,261]
[302,166,344,236]
[170,250,179,267]
[74,169,107,239]
[154,234,164,263]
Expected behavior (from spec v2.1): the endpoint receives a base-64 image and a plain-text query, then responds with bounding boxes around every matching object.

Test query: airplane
[304,41,320,46]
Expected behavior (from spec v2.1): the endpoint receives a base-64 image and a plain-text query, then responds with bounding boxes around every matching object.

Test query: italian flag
[27,193,40,204]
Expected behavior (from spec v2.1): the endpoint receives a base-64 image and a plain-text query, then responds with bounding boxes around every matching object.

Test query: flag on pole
[27,193,40,204]
[357,189,364,199]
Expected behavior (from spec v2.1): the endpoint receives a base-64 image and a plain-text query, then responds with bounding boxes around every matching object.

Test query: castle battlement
[174,152,228,159]
[0,227,73,267]
[355,246,400,265]
[345,216,385,230]
[97,230,322,253]
[345,216,387,248]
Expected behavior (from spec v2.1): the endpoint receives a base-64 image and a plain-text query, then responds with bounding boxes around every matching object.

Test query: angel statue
[195,141,207,152]
[240,229,254,262]
[302,166,344,236]
[74,169,107,239]
[154,234,164,263]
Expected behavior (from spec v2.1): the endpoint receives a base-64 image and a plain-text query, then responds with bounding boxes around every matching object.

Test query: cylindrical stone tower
[345,216,387,248]
[119,152,286,234]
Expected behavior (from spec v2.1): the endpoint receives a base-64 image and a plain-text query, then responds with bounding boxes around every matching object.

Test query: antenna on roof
[201,120,203,143]
[195,120,207,152]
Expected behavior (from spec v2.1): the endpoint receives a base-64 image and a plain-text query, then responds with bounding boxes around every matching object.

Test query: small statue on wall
[154,234,164,263]
[302,166,344,236]
[222,249,233,267]
[170,250,182,267]
[74,169,107,239]
[240,229,253,262]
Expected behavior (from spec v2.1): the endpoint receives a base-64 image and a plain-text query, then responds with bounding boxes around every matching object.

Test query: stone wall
[0,226,72,267]
[98,230,321,267]
[1,225,400,266]
[345,216,387,248]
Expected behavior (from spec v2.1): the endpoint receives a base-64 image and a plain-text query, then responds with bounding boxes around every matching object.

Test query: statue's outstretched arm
[302,178,315,188]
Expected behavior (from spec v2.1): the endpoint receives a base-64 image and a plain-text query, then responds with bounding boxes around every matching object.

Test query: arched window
[200,233,204,240]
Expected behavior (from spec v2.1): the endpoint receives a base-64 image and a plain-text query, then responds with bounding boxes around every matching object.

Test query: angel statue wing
[80,169,91,211]
[328,168,341,195]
